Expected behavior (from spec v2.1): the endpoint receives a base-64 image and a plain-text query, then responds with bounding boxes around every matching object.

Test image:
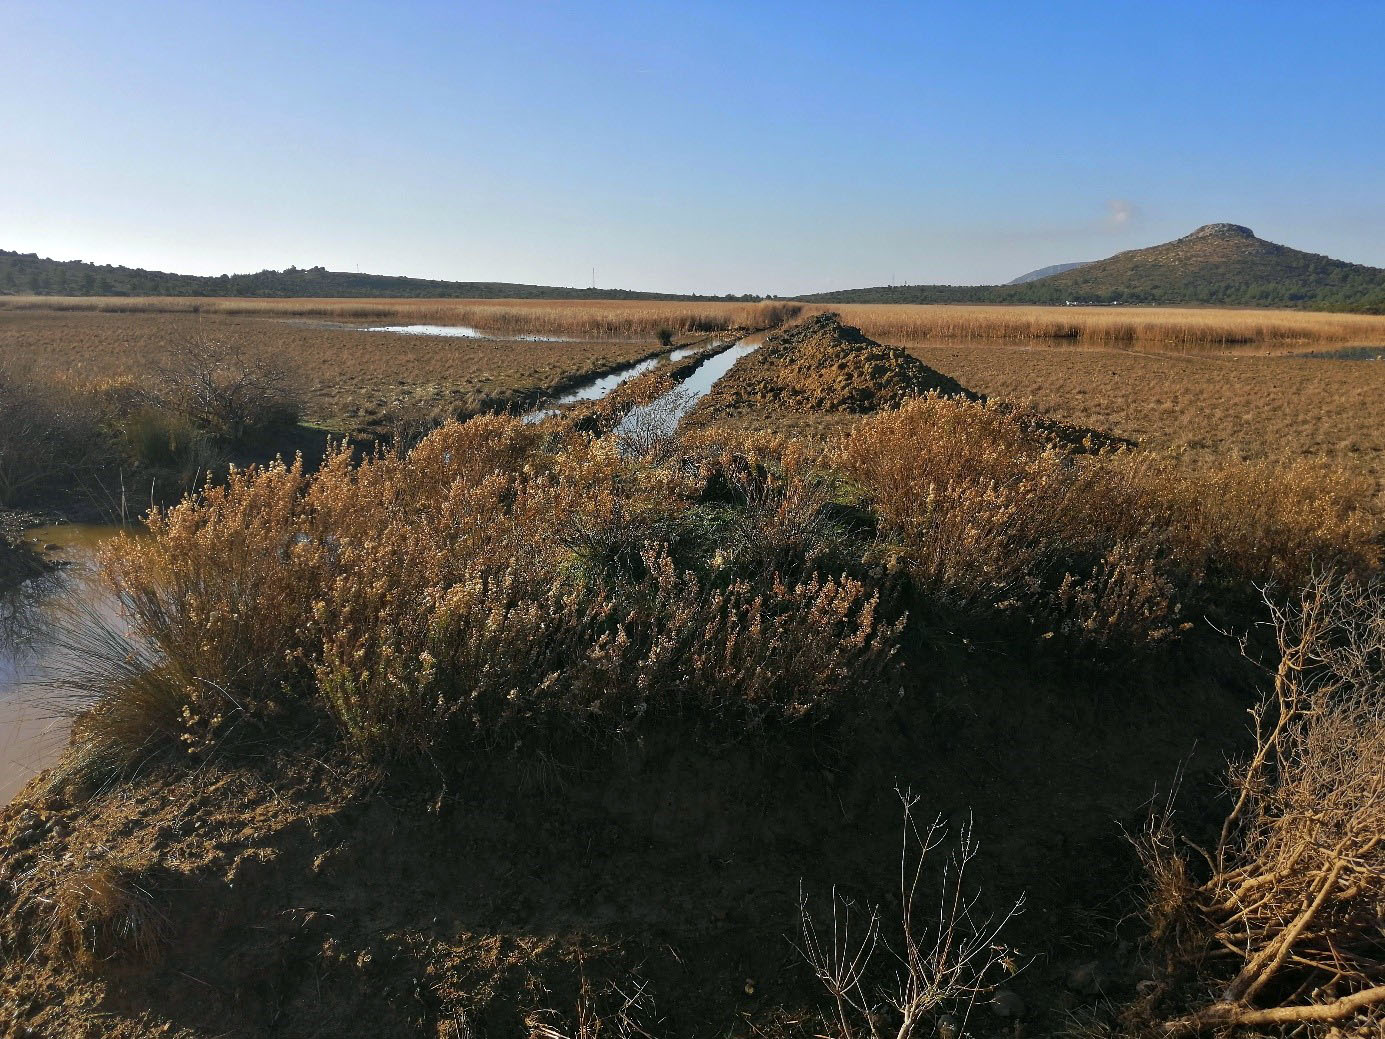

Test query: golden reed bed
[4,296,1385,349]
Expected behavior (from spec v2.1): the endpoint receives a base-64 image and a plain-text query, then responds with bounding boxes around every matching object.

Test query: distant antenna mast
[591,266,596,289]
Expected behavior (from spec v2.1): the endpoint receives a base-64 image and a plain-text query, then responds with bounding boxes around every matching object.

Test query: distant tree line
[0,251,762,302]
[6,242,1385,312]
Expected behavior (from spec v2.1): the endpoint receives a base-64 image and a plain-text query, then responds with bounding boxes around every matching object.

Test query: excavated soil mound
[0,652,1252,1038]
[692,313,972,424]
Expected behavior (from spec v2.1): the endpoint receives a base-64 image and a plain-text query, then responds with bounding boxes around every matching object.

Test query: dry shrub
[751,301,805,328]
[51,863,170,967]
[680,427,846,579]
[81,416,902,768]
[527,974,659,1039]
[1136,574,1385,1034]
[796,789,1024,1038]
[151,337,302,444]
[0,358,113,506]
[834,396,1379,648]
[63,401,1378,777]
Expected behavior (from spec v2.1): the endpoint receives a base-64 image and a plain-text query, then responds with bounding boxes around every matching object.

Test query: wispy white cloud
[1105,198,1140,229]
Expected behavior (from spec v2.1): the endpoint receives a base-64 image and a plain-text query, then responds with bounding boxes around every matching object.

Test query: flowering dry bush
[82,416,900,771]
[834,396,1379,648]
[61,397,1380,779]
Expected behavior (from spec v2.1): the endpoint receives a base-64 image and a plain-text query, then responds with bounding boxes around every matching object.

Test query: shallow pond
[362,324,571,342]
[1300,344,1385,361]
[1,524,125,802]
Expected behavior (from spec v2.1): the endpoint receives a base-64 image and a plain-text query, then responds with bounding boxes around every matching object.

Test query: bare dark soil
[0,639,1254,1038]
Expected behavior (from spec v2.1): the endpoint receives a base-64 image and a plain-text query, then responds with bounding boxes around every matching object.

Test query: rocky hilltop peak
[1184,223,1256,241]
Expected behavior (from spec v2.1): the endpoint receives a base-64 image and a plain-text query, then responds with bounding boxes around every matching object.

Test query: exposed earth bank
[0,653,1251,1038]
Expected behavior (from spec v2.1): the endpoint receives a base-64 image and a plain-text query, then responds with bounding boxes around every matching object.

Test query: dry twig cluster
[1138,574,1385,1034]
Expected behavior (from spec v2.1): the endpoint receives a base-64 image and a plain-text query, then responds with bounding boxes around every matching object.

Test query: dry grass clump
[80,417,899,769]
[50,863,170,968]
[834,397,1379,647]
[1135,574,1385,1034]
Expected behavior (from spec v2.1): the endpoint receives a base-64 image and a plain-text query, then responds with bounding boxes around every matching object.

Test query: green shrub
[116,407,226,494]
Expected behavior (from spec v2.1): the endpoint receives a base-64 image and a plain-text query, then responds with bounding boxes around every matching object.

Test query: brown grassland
[4,304,1384,503]
[905,342,1385,505]
[0,309,668,429]
[6,295,1385,347]
[838,303,1385,349]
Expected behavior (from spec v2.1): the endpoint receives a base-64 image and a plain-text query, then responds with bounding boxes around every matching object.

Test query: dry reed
[6,296,1385,347]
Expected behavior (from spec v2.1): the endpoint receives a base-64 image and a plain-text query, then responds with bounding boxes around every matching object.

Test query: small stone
[1067,960,1107,996]
[990,988,1025,1018]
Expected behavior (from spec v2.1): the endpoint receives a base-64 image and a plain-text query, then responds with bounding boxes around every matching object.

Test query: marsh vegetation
[1,311,1383,1037]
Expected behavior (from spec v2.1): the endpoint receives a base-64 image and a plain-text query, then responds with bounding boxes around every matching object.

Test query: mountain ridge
[1008,260,1092,285]
[799,224,1385,312]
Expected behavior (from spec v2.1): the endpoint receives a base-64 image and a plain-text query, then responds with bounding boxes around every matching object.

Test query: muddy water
[0,524,125,803]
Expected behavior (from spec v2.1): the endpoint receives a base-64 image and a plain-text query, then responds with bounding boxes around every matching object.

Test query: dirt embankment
[0,647,1253,1038]
[689,313,973,427]
[689,315,1135,452]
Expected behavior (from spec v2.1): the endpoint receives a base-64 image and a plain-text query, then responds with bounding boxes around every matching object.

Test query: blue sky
[5,0,1384,294]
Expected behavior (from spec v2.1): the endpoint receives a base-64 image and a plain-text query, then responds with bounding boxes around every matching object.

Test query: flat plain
[4,303,1384,503]
[905,341,1385,502]
[8,294,1385,346]
[0,309,665,427]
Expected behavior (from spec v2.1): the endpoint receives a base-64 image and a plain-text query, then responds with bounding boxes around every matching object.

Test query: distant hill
[1008,261,1091,285]
[9,224,1385,312]
[0,250,746,302]
[799,224,1385,312]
